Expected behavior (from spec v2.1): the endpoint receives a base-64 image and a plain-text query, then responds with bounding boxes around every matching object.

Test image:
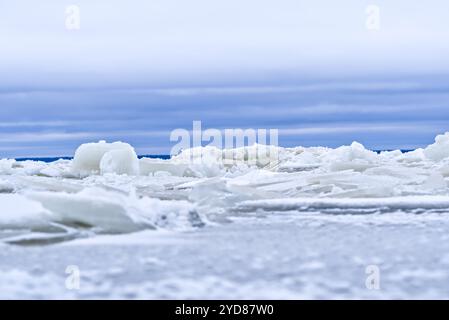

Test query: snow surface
[2,133,449,298]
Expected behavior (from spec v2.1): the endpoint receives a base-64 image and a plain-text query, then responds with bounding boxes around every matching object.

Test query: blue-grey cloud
[1,1,449,156]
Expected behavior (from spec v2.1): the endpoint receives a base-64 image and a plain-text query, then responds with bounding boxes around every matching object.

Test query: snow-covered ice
[2,133,449,298]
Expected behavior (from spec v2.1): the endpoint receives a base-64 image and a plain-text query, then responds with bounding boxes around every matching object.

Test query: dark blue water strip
[15,155,171,163]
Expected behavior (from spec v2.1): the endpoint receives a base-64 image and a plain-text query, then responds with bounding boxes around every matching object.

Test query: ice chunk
[324,142,377,162]
[100,149,139,176]
[0,159,15,175]
[171,144,281,177]
[0,179,14,193]
[321,142,378,172]
[397,148,426,163]
[72,141,139,176]
[236,196,449,213]
[424,132,449,161]
[423,173,447,190]
[26,188,145,232]
[0,194,51,228]
[139,158,190,177]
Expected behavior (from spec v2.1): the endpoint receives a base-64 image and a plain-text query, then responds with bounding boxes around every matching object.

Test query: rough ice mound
[72,141,139,176]
[3,132,449,243]
[322,142,379,172]
[424,132,449,161]
[170,144,281,177]
[0,159,15,175]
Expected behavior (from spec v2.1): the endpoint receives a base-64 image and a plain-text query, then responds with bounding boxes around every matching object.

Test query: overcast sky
[1,1,449,157]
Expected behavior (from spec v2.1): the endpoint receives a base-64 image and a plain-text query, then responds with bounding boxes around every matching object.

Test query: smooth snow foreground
[2,133,449,298]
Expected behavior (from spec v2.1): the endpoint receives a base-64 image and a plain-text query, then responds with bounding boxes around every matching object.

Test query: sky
[1,0,449,157]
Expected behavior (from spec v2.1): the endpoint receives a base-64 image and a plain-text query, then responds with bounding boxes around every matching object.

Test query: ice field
[2,132,449,298]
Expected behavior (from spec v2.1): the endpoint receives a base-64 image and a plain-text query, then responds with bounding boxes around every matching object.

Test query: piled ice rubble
[0,133,445,181]
[140,144,280,178]
[2,132,449,239]
[1,134,449,188]
[423,132,449,161]
[69,142,282,178]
